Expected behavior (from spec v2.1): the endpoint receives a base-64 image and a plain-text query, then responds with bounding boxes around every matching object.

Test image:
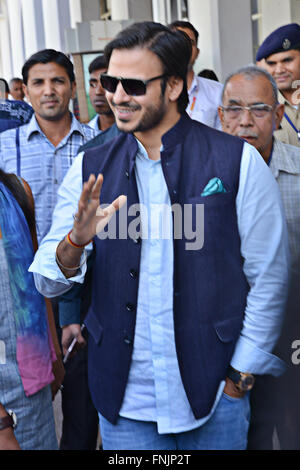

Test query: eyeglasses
[221,104,274,119]
[100,73,167,96]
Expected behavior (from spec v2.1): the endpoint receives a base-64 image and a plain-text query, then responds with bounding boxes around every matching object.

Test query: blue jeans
[98,392,250,450]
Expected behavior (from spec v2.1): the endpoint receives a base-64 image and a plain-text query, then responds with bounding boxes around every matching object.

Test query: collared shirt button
[126,303,135,312]
[124,336,133,345]
[129,269,138,279]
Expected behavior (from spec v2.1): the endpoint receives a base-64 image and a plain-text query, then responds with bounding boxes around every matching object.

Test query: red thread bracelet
[66,230,92,249]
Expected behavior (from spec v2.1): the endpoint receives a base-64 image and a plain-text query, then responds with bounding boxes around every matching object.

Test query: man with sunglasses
[219,65,300,449]
[30,22,289,450]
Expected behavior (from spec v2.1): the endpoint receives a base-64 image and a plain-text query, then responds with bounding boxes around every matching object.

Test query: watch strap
[227,365,242,384]
[0,415,14,431]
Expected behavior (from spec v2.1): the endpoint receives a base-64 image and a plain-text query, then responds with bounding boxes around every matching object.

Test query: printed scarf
[0,181,55,396]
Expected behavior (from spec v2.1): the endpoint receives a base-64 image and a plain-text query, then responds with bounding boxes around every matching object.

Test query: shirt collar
[188,74,198,95]
[278,91,299,110]
[271,138,300,175]
[26,112,85,141]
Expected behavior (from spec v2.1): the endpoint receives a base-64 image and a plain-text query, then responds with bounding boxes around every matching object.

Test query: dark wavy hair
[22,49,75,85]
[104,21,191,114]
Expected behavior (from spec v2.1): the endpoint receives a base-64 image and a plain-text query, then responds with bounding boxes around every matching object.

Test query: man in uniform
[257,23,300,147]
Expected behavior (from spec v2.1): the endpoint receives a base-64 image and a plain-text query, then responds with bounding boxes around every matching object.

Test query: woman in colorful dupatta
[0,169,58,450]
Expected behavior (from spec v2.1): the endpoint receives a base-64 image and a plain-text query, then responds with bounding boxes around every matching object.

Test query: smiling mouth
[43,101,59,105]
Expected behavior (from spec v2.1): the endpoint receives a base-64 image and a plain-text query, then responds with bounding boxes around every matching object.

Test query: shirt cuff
[230,336,287,377]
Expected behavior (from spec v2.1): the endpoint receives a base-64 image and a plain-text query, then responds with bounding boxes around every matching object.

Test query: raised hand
[70,173,127,246]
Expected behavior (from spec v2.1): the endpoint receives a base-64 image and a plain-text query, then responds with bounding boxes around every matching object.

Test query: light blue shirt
[30,140,290,433]
[187,75,223,130]
[88,114,102,134]
[0,113,95,242]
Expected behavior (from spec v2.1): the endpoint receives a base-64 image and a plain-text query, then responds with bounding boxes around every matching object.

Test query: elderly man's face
[219,74,284,161]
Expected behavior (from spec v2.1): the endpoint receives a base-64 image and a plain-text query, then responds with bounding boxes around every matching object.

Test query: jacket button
[124,336,133,345]
[126,303,135,312]
[133,236,141,244]
[129,269,138,279]
[125,170,130,179]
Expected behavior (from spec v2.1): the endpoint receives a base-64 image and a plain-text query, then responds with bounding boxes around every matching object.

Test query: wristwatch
[0,410,17,431]
[227,365,255,392]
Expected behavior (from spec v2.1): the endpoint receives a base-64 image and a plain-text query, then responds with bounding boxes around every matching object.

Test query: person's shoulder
[277,140,300,168]
[79,124,121,153]
[78,121,97,140]
[189,118,241,142]
[196,75,223,92]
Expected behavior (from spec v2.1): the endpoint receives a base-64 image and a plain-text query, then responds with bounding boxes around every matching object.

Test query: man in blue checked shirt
[0,49,97,450]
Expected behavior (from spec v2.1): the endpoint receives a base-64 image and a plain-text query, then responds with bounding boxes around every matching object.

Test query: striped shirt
[0,113,95,242]
[270,138,300,265]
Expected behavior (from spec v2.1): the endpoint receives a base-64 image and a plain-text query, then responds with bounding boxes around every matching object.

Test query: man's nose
[43,81,55,95]
[112,81,131,104]
[95,80,105,94]
[274,62,286,74]
[239,108,254,126]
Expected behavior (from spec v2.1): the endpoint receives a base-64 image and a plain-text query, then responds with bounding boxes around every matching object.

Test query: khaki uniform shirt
[275,92,300,147]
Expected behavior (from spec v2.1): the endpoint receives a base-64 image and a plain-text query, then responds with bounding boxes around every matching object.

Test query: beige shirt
[275,92,300,147]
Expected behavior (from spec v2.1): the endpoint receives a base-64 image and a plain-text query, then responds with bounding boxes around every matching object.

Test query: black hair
[0,170,35,235]
[22,49,75,85]
[168,20,199,45]
[88,55,108,74]
[0,78,9,94]
[198,69,219,81]
[104,21,191,114]
[9,77,23,85]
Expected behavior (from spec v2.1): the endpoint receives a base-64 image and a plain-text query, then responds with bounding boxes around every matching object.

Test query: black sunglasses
[100,73,167,96]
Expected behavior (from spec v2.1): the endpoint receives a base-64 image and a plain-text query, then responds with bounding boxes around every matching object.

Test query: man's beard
[112,93,167,134]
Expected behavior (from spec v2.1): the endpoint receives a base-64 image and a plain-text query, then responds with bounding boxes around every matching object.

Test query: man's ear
[218,106,226,130]
[274,103,285,130]
[23,83,30,101]
[167,76,184,103]
[71,81,77,100]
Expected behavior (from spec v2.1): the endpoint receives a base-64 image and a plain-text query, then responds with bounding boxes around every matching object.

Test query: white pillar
[42,0,61,50]
[21,0,45,59]
[259,0,293,40]
[258,0,299,43]
[187,0,253,82]
[152,0,167,23]
[0,0,13,80]
[187,0,214,72]
[69,0,82,28]
[6,0,25,77]
[213,0,253,81]
[111,0,129,21]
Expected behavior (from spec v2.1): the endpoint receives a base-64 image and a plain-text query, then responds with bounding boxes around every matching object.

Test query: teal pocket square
[201,177,227,197]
